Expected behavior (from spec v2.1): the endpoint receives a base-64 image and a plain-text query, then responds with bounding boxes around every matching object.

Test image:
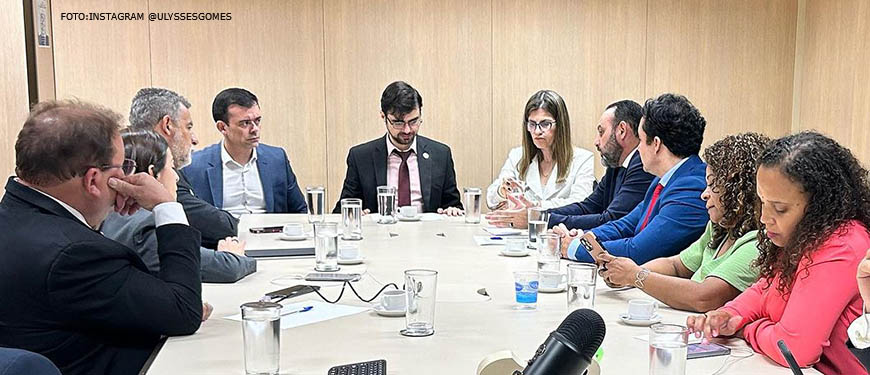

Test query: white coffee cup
[339,243,360,260]
[381,290,407,311]
[539,271,567,289]
[504,238,527,253]
[627,299,658,320]
[282,223,304,237]
[399,206,418,218]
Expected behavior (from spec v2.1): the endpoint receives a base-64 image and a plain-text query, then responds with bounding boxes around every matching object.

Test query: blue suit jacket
[549,151,654,230]
[573,154,709,264]
[180,143,307,214]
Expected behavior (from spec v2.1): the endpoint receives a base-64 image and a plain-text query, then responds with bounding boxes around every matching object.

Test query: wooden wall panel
[323,0,492,207]
[645,0,797,149]
[149,0,327,195]
[492,0,647,179]
[796,0,870,165]
[51,0,150,118]
[0,0,30,178]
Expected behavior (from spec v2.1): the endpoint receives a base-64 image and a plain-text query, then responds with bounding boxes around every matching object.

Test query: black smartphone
[249,226,284,234]
[265,285,320,300]
[687,342,731,359]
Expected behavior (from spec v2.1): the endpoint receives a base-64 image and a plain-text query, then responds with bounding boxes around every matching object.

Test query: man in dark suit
[485,100,655,230]
[0,100,205,375]
[181,88,308,216]
[127,87,237,249]
[333,81,463,215]
[557,93,709,265]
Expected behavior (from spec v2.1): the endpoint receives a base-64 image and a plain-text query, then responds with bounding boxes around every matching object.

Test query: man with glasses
[181,87,308,216]
[0,100,206,375]
[334,81,463,215]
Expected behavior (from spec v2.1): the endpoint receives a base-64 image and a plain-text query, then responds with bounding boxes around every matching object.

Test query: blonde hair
[517,90,573,183]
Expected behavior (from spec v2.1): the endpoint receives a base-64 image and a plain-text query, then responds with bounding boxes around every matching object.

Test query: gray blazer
[102,210,256,283]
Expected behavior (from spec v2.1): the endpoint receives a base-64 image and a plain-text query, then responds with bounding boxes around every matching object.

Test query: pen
[490,236,503,240]
[281,305,313,316]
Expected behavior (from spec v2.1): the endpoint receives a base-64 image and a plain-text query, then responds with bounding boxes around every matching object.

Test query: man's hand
[438,207,464,217]
[552,223,581,258]
[202,302,213,322]
[217,237,246,256]
[108,173,174,212]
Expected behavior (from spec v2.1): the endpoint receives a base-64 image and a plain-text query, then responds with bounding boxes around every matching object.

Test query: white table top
[145,214,818,375]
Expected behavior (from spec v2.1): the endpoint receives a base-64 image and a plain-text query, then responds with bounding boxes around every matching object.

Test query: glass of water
[464,187,481,224]
[527,207,549,249]
[649,323,688,375]
[340,198,363,240]
[513,271,539,310]
[376,186,397,224]
[314,222,339,271]
[401,269,438,337]
[537,233,561,273]
[241,301,281,375]
[305,186,325,223]
[567,263,597,310]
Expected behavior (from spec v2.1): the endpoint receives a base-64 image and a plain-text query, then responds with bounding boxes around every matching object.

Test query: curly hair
[755,131,870,295]
[702,133,771,250]
[642,93,706,158]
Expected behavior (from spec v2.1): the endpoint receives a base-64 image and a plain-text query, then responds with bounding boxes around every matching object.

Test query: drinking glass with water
[537,233,561,273]
[649,323,688,375]
[567,263,597,310]
[513,271,539,310]
[527,207,549,249]
[464,187,481,224]
[305,186,325,224]
[241,301,281,375]
[401,269,438,337]
[340,198,363,240]
[314,222,339,271]
[376,186,397,224]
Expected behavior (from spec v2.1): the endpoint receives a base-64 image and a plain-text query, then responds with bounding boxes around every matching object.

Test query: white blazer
[486,146,595,210]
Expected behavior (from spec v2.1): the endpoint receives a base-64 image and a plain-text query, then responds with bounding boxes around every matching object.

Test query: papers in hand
[224,300,369,329]
[483,226,523,236]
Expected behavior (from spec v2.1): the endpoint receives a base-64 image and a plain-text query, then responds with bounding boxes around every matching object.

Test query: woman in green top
[599,132,770,312]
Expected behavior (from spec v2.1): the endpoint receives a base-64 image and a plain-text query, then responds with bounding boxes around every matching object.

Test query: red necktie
[639,183,663,231]
[394,150,412,206]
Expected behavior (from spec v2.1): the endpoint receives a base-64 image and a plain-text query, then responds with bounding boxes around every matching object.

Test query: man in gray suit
[334,81,463,215]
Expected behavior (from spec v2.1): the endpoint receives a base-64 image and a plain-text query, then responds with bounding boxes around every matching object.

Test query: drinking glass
[305,186,325,223]
[513,271,539,310]
[527,207,549,249]
[340,198,363,240]
[464,187,481,224]
[241,301,281,375]
[314,222,339,271]
[567,263,597,310]
[649,323,688,375]
[537,233,561,273]
[377,186,398,224]
[401,269,438,337]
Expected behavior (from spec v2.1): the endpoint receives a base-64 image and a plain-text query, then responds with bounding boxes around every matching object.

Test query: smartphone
[249,226,283,234]
[579,235,608,261]
[687,342,731,359]
[304,273,362,282]
[265,285,320,300]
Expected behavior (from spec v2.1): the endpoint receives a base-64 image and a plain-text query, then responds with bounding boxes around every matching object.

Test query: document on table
[224,300,370,329]
[474,235,505,246]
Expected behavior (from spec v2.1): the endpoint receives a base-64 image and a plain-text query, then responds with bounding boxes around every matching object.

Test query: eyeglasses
[526,120,556,132]
[94,159,137,175]
[385,116,422,130]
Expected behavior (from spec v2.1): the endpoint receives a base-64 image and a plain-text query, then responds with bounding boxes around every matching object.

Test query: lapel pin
[423,152,430,159]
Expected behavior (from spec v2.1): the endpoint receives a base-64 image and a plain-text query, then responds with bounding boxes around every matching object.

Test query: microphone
[777,340,804,375]
[521,308,606,375]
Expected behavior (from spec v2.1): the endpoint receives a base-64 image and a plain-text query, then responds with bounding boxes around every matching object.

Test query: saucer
[372,303,405,317]
[279,232,309,241]
[619,313,662,326]
[398,214,422,222]
[500,249,530,257]
[538,284,566,293]
[338,256,365,265]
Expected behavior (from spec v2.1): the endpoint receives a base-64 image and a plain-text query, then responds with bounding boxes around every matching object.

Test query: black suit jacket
[333,135,463,213]
[548,151,655,230]
[0,178,203,375]
[177,170,238,249]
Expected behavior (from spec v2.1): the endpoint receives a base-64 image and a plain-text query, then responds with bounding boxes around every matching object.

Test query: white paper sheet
[483,226,524,236]
[223,300,370,329]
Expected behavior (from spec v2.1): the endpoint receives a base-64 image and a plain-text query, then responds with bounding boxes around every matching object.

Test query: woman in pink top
[687,131,870,374]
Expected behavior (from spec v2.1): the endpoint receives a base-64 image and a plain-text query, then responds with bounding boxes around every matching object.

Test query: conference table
[145,213,819,375]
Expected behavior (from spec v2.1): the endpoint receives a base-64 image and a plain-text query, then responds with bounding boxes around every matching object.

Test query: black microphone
[521,309,606,375]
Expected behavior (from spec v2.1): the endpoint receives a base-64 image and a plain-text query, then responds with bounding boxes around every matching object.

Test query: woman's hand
[598,253,641,287]
[686,310,743,340]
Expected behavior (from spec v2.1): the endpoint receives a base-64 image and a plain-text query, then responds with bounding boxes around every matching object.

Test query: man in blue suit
[558,93,709,265]
[181,88,307,216]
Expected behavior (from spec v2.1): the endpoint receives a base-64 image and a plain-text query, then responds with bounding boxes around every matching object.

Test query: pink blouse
[722,220,870,374]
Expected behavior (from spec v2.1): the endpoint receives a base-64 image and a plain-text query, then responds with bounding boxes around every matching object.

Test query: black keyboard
[327,359,386,375]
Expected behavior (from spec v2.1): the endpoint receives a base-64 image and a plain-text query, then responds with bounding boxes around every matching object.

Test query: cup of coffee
[399,206,418,218]
[539,271,566,289]
[628,299,658,320]
[338,243,360,260]
[504,238,527,253]
[282,223,304,237]
[381,290,407,311]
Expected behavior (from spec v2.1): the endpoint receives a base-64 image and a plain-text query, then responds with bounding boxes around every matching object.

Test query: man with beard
[547,100,655,229]
[333,81,463,215]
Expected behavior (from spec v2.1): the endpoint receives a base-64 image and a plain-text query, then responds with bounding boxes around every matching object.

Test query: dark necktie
[639,183,664,231]
[394,150,413,206]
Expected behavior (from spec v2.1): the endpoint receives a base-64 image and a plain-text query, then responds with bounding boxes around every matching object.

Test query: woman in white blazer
[486,90,595,211]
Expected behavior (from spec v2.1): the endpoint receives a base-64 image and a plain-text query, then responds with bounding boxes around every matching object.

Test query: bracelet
[634,268,651,289]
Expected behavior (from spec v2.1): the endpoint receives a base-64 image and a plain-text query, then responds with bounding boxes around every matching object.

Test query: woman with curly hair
[687,131,870,374]
[598,132,770,312]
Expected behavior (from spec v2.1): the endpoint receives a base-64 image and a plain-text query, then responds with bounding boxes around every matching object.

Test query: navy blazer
[333,135,463,213]
[548,151,654,230]
[181,143,308,214]
[574,154,709,264]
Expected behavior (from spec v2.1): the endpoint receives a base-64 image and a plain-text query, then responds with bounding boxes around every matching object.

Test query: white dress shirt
[486,146,596,209]
[221,143,267,217]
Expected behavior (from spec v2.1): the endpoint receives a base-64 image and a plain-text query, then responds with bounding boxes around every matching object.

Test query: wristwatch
[634,268,651,289]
